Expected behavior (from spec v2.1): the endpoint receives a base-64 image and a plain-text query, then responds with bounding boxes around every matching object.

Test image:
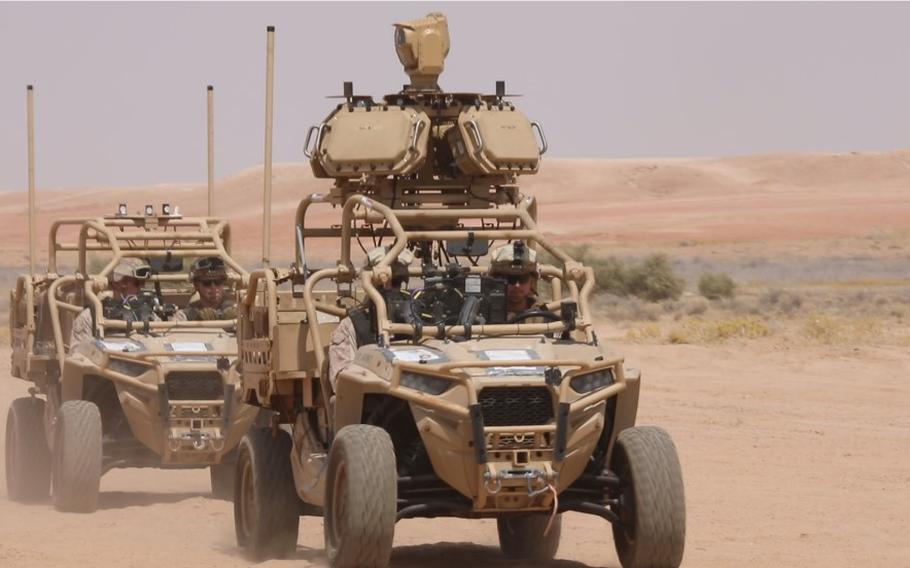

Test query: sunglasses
[505,274,531,286]
[198,279,226,287]
[195,257,225,271]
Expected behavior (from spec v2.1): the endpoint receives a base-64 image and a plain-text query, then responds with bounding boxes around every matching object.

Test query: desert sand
[2,152,909,567]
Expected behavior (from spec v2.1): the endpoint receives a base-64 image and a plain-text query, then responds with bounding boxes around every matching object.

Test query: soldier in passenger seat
[69,258,154,347]
[328,247,413,390]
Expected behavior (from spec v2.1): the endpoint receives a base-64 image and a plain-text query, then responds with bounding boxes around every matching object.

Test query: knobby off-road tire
[5,397,52,501]
[497,513,562,561]
[210,462,235,501]
[324,425,397,568]
[611,426,686,568]
[234,428,300,560]
[52,400,102,513]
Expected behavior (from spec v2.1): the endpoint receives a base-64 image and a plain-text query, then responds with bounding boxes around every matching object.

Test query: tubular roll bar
[334,195,595,344]
[263,192,596,381]
[47,216,241,277]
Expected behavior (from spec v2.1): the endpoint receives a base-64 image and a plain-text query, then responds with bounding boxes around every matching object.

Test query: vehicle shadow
[215,542,601,568]
[98,490,206,510]
[391,542,599,568]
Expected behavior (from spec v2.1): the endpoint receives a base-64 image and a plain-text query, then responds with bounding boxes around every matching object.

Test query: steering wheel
[507,308,561,324]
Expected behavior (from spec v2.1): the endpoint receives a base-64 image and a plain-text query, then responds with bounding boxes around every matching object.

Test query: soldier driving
[175,256,236,321]
[488,241,542,320]
[69,257,154,346]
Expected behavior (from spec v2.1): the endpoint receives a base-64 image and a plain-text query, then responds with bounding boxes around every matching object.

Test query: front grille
[478,387,554,426]
[165,371,224,400]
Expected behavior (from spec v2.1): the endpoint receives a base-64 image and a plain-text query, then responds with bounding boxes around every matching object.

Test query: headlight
[399,371,451,395]
[108,358,151,377]
[569,368,615,394]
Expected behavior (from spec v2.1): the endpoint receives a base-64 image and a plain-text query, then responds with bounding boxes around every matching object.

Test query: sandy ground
[2,340,909,567]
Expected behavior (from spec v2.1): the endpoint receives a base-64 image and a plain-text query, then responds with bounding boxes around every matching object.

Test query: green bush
[587,255,629,297]
[540,246,684,302]
[698,272,736,300]
[624,254,685,302]
[759,288,803,315]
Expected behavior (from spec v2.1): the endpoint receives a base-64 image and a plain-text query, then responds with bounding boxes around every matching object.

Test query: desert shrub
[625,323,661,343]
[601,295,661,322]
[698,272,736,300]
[801,313,882,345]
[667,316,771,344]
[685,298,709,316]
[541,246,684,302]
[625,254,685,302]
[544,244,628,296]
[587,255,630,297]
[759,288,803,315]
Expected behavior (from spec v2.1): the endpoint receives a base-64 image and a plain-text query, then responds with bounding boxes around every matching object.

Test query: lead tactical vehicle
[7,202,258,512]
[234,13,685,568]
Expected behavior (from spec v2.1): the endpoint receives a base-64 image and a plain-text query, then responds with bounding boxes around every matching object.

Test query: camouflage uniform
[174,299,237,322]
[328,246,412,389]
[489,242,545,322]
[329,317,359,390]
[68,258,154,348]
[69,308,95,347]
[175,256,235,322]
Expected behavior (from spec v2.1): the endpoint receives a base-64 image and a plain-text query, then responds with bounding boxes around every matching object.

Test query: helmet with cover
[110,257,152,283]
[489,241,538,276]
[189,256,228,282]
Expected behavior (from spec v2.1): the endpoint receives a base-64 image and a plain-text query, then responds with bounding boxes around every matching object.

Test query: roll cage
[242,191,597,393]
[42,214,248,371]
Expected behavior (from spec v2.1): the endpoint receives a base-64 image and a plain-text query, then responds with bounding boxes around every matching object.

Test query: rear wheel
[497,513,562,560]
[610,426,686,568]
[234,428,300,560]
[5,397,52,501]
[52,400,102,513]
[324,425,397,568]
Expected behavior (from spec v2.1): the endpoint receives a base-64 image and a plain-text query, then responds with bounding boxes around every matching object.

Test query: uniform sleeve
[69,309,93,349]
[328,317,359,391]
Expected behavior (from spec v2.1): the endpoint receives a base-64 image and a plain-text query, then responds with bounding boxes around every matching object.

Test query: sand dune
[1,150,909,267]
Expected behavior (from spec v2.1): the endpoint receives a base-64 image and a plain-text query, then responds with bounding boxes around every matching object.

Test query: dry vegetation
[555,245,910,348]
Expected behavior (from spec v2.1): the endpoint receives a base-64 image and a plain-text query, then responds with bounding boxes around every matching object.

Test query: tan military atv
[6,205,258,512]
[232,13,684,568]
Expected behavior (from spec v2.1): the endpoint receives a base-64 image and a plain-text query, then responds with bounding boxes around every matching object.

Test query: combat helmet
[110,258,152,283]
[489,242,538,276]
[189,256,227,282]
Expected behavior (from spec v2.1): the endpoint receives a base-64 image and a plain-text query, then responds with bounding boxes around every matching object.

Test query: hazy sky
[1,1,909,190]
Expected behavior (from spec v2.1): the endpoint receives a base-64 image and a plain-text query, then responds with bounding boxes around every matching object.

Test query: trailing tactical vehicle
[233,13,685,568]
[6,202,258,512]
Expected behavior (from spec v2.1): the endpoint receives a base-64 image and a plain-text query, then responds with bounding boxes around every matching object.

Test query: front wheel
[610,426,686,568]
[234,428,300,560]
[324,425,397,568]
[5,397,52,501]
[497,513,562,560]
[52,400,102,513]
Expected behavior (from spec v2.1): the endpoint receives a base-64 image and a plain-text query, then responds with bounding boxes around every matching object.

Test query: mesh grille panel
[478,386,553,427]
[165,371,224,401]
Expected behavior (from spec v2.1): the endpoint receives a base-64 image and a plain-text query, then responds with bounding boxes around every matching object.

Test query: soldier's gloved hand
[197,307,218,321]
